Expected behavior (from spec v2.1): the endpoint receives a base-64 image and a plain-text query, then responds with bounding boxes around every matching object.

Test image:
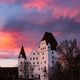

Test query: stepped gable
[18,46,26,59]
[41,32,58,50]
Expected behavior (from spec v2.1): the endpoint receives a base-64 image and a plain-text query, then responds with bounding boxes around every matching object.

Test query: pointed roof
[41,32,58,50]
[18,46,26,59]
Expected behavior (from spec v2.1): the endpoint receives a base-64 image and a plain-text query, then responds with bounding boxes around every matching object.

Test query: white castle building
[18,32,59,80]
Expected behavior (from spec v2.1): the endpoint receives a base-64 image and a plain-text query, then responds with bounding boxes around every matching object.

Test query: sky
[0,0,80,61]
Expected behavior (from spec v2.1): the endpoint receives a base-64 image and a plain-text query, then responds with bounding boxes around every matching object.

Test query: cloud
[0,0,80,58]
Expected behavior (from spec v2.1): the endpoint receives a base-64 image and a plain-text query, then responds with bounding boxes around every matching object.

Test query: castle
[18,32,59,80]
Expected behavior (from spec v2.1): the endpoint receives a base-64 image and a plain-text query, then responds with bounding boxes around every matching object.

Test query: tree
[49,61,63,80]
[57,39,80,80]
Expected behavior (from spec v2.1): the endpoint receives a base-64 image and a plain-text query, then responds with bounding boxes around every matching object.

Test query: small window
[52,67,54,69]
[30,58,32,60]
[44,74,47,77]
[44,47,46,49]
[33,57,35,60]
[32,75,34,77]
[38,68,40,70]
[42,57,44,59]
[36,57,38,60]
[33,62,35,64]
[26,62,28,65]
[44,61,46,64]
[20,62,22,64]
[33,53,35,55]
[37,62,39,64]
[42,53,44,55]
[52,52,54,54]
[38,75,40,79]
[52,61,54,63]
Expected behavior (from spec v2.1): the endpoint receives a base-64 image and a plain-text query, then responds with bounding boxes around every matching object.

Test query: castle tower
[18,46,26,79]
[39,32,58,80]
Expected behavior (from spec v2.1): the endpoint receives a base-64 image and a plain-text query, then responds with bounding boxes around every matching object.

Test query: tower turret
[18,46,26,79]
[39,32,58,80]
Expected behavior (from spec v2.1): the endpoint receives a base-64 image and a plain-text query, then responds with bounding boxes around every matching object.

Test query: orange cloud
[0,31,36,58]
[0,32,16,51]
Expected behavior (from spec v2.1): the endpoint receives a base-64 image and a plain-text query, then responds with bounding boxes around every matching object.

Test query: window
[36,57,38,60]
[52,52,54,54]
[44,74,47,77]
[52,61,54,63]
[32,75,34,77]
[52,67,54,69]
[33,53,35,55]
[44,47,46,49]
[38,75,40,79]
[20,62,22,64]
[33,57,35,60]
[42,57,44,59]
[33,62,35,64]
[44,61,46,64]
[37,62,39,64]
[32,68,33,71]
[43,67,47,72]
[30,58,32,60]
[42,53,44,55]
[38,68,40,70]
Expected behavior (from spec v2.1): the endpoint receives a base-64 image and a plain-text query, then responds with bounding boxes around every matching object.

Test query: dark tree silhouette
[57,39,80,80]
[49,61,63,80]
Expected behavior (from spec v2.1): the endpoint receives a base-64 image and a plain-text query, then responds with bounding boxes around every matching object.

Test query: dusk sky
[0,0,80,59]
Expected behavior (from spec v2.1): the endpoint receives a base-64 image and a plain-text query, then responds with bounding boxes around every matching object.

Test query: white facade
[18,32,58,80]
[18,55,26,79]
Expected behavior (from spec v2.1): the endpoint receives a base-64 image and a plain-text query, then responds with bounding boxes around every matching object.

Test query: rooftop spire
[18,45,26,59]
[41,32,58,50]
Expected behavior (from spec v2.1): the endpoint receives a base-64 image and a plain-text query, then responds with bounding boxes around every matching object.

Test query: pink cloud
[0,31,36,58]
[22,0,80,22]
[53,31,63,37]
[22,0,48,11]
